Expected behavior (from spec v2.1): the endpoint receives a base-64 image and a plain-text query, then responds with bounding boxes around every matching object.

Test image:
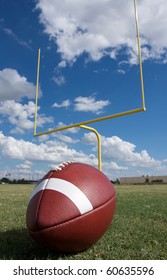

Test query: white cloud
[117,69,126,75]
[74,95,110,115]
[103,137,160,169]
[16,160,33,170]
[52,99,70,108]
[0,68,37,101]
[53,75,66,86]
[37,134,50,142]
[10,127,25,135]
[0,100,53,134]
[56,122,79,134]
[0,131,166,179]
[36,0,167,64]
[0,100,34,131]
[58,61,67,68]
[0,132,94,166]
[54,133,79,144]
[36,114,53,128]
[0,21,31,49]
[83,133,162,170]
[110,161,128,171]
[52,96,110,114]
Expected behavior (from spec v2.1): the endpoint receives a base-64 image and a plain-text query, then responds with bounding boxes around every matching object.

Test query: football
[26,162,116,253]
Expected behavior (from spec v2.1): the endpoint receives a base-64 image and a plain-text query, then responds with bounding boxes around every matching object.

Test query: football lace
[54,161,73,171]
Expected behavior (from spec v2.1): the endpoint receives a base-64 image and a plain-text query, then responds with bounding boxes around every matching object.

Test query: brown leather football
[26,162,116,253]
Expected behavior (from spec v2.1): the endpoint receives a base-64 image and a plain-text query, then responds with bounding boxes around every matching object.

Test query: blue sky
[0,0,167,180]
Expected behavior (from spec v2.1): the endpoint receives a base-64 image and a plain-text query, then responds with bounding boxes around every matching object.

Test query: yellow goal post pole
[134,0,146,109]
[79,125,102,171]
[34,0,146,138]
[33,0,146,173]
[34,48,41,136]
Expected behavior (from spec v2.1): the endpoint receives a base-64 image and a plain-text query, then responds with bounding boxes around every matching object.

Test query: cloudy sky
[0,0,167,180]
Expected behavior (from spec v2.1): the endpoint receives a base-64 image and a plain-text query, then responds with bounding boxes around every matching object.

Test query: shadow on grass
[0,228,71,260]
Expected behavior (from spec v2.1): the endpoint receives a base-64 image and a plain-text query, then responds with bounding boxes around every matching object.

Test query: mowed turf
[0,183,167,260]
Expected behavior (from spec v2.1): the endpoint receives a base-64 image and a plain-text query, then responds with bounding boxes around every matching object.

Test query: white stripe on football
[29,178,93,215]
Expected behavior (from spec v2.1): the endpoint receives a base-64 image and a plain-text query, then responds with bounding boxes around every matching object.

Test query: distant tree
[115,178,120,184]
[1,177,11,184]
[145,176,150,184]
[12,179,17,184]
[17,178,29,184]
[111,179,120,185]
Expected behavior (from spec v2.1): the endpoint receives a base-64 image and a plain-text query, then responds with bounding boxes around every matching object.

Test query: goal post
[33,0,146,171]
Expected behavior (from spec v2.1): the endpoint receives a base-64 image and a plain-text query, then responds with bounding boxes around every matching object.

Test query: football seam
[28,193,116,233]
[35,170,54,230]
[52,161,73,172]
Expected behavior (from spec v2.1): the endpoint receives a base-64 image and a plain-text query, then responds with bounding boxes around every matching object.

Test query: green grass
[0,184,167,260]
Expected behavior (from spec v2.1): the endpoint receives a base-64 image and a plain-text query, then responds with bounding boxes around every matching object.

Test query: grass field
[0,183,167,260]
